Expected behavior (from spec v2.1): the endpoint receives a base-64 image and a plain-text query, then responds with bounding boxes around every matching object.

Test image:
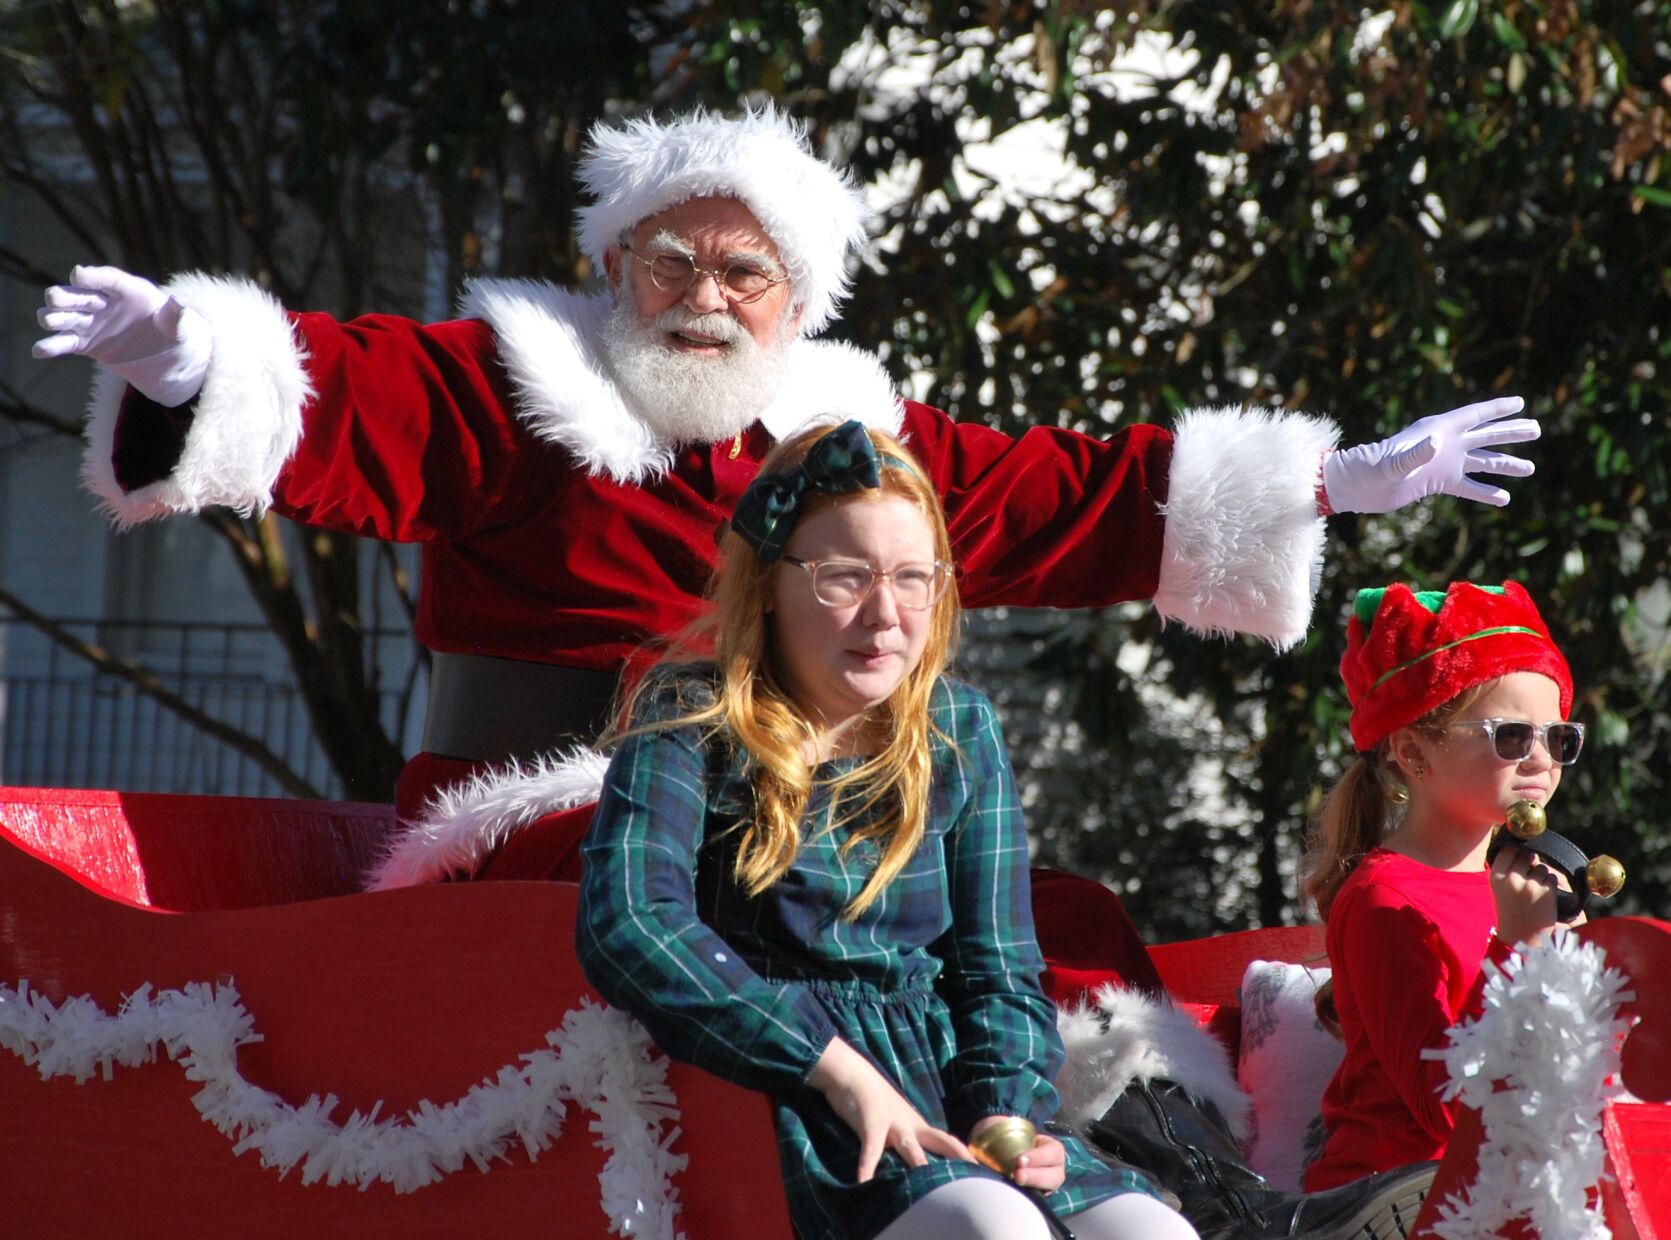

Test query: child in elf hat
[1300,581,1580,1192]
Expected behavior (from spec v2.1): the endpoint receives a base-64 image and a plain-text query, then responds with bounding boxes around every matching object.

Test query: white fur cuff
[1152,407,1338,651]
[82,274,311,526]
[1056,983,1252,1141]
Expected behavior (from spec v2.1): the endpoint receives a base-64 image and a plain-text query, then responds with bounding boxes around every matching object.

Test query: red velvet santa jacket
[110,333,1172,669]
[82,274,1337,876]
[85,274,1336,662]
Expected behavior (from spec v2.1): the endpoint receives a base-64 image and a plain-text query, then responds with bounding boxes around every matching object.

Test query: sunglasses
[1448,718,1585,765]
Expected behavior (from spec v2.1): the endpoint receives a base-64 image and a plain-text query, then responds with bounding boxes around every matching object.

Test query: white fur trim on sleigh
[364,747,612,891]
[458,280,902,484]
[1422,929,1631,1240]
[1152,407,1337,651]
[1056,983,1252,1141]
[575,106,869,336]
[82,274,311,527]
[0,978,687,1234]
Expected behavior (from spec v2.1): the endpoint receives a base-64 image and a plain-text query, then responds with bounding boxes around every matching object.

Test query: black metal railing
[0,617,419,799]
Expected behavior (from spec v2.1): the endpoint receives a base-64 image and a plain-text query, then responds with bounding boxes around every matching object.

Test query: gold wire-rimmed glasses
[624,247,789,305]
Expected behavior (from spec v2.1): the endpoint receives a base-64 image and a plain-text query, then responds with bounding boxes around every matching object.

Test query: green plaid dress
[576,665,1155,1240]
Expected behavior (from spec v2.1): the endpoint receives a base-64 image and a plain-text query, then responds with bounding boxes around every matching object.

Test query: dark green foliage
[690,1,1671,935]
[3,1,1667,933]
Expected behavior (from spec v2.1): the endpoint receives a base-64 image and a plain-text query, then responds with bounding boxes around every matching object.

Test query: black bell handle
[1486,800,1625,923]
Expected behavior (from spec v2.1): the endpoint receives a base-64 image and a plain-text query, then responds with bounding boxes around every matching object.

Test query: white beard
[598,298,793,446]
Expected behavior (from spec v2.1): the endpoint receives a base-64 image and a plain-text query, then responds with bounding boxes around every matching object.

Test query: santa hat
[1341,581,1573,752]
[575,106,869,336]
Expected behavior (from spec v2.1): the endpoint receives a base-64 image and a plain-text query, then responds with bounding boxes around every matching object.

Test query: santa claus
[34,106,1537,890]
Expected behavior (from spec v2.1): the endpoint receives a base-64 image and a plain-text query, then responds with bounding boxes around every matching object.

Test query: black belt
[420,652,619,764]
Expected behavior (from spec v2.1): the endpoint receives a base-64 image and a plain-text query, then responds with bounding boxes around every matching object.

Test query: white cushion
[1236,959,1342,1192]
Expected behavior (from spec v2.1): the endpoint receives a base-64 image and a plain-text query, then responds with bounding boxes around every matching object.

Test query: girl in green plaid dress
[577,421,1198,1240]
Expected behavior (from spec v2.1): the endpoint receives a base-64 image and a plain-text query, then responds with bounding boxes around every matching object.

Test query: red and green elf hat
[1341,581,1573,752]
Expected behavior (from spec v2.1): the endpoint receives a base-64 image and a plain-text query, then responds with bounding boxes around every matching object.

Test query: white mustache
[653,308,745,343]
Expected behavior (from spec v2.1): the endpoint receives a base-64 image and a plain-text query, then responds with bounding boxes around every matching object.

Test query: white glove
[1322,397,1537,513]
[33,265,212,407]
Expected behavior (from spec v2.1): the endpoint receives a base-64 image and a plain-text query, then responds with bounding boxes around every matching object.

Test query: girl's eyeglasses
[1448,718,1585,766]
[780,556,952,610]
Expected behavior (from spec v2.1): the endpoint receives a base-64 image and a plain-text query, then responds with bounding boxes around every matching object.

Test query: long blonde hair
[615,423,961,919]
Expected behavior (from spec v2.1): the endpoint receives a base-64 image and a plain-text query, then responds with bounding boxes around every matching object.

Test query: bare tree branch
[0,582,323,798]
[0,164,110,261]
[0,241,71,289]
[0,381,81,440]
[378,542,422,632]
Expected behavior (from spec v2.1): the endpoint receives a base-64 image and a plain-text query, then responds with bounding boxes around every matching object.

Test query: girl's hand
[969,1117,1068,1193]
[809,1038,972,1182]
[1490,844,1560,945]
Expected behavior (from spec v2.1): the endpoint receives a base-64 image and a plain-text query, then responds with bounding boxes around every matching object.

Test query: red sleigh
[2,784,1667,1238]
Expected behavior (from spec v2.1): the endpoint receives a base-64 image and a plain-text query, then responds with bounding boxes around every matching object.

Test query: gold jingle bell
[969,1117,1037,1177]
[1504,800,1547,840]
[1586,855,1626,900]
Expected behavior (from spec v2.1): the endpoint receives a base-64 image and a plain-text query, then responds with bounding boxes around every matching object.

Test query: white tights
[872,1179,1201,1240]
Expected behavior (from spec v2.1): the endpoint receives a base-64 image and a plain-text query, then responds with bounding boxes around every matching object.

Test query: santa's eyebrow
[641,231,782,273]
[722,249,781,272]
[643,230,695,256]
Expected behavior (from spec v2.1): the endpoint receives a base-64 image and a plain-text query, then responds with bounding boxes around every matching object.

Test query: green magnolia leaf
[1597,39,1625,96]
[1438,0,1480,40]
[1490,13,1527,52]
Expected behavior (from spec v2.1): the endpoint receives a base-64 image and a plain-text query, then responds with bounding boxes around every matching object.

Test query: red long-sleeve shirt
[1304,848,1511,1190]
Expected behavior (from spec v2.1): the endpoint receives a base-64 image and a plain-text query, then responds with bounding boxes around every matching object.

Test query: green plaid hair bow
[731,420,893,564]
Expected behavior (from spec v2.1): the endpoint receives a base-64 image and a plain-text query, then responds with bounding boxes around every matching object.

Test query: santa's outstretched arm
[33,264,538,539]
[908,393,1535,652]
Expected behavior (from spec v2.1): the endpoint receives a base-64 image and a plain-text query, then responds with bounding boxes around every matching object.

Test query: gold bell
[1504,800,1547,840]
[969,1117,1037,1177]
[1586,855,1626,900]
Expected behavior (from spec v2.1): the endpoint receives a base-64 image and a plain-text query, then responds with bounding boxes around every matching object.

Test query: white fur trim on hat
[363,747,611,891]
[576,106,868,336]
[458,279,902,483]
[1152,406,1338,652]
[1056,983,1253,1141]
[81,274,310,527]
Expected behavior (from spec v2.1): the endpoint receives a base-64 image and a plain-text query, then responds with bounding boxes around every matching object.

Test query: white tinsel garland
[1423,929,1634,1240]
[0,979,687,1237]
